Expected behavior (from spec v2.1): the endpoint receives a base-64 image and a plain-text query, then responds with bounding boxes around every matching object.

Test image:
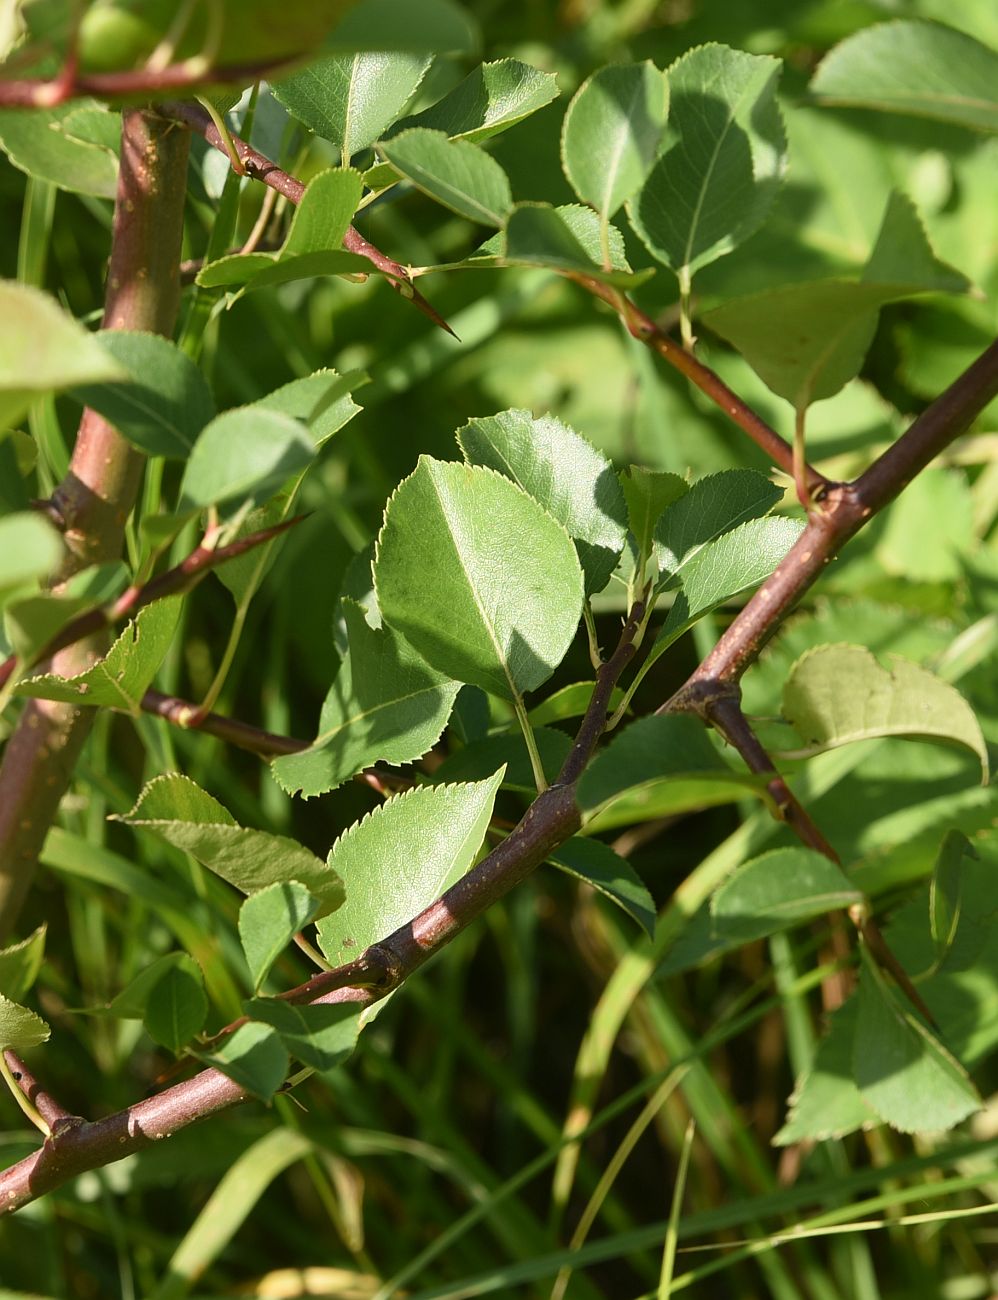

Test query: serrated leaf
[430,726,571,793]
[317,771,503,967]
[18,596,180,711]
[578,715,766,831]
[628,44,786,278]
[179,409,316,517]
[0,282,126,431]
[0,991,49,1051]
[245,999,362,1073]
[392,58,559,144]
[457,408,628,596]
[239,882,321,991]
[782,644,989,780]
[711,848,862,940]
[501,202,652,286]
[379,128,512,226]
[656,469,783,582]
[143,960,208,1054]
[562,62,668,221]
[930,830,974,963]
[854,954,980,1133]
[548,837,656,938]
[253,369,363,450]
[0,101,119,197]
[71,331,215,459]
[0,926,45,1004]
[775,999,878,1145]
[274,52,431,158]
[272,600,459,799]
[810,20,998,133]
[0,512,63,598]
[194,1022,289,1102]
[620,467,689,567]
[374,457,584,701]
[115,774,344,915]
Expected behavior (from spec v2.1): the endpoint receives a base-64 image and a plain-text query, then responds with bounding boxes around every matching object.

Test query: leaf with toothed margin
[389,58,559,144]
[379,128,513,226]
[0,990,49,1051]
[547,838,656,938]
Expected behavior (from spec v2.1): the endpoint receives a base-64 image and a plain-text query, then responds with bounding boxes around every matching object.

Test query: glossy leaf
[0,512,63,597]
[71,331,215,459]
[379,129,512,226]
[18,597,181,711]
[457,408,628,595]
[656,469,783,583]
[374,457,584,700]
[245,999,362,1073]
[239,882,321,991]
[273,602,459,798]
[194,1022,289,1102]
[629,45,786,277]
[0,102,119,197]
[116,774,344,915]
[393,58,559,143]
[810,20,998,133]
[500,202,652,286]
[317,771,503,967]
[143,960,208,1054]
[0,282,126,431]
[0,925,46,1004]
[0,991,49,1051]
[561,62,668,219]
[548,837,656,937]
[179,409,316,516]
[274,52,431,158]
[782,645,989,780]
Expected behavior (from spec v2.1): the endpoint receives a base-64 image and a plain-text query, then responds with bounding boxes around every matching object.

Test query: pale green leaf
[561,62,668,219]
[317,771,503,967]
[0,991,49,1051]
[783,644,989,780]
[810,19,998,133]
[143,960,207,1054]
[18,596,181,711]
[115,774,344,915]
[71,331,215,459]
[179,409,316,516]
[656,469,782,582]
[253,369,364,450]
[628,44,786,277]
[711,848,862,939]
[379,128,512,226]
[0,512,63,597]
[245,999,362,1073]
[239,882,321,991]
[272,600,460,799]
[0,282,126,431]
[392,58,559,143]
[775,999,878,1145]
[274,52,431,157]
[374,457,584,700]
[500,202,652,286]
[192,1024,290,1104]
[0,925,45,1004]
[457,408,628,595]
[527,681,625,728]
[0,102,119,197]
[547,837,656,937]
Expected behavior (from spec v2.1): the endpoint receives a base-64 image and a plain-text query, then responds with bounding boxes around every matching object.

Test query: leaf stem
[677,266,694,352]
[0,1052,51,1136]
[513,691,548,794]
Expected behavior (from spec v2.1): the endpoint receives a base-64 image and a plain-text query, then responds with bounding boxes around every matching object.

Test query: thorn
[405,283,460,340]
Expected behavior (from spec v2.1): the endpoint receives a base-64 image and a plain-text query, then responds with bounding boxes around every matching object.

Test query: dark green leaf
[379,129,512,226]
[239,883,321,991]
[620,467,688,567]
[244,999,362,1073]
[930,830,975,963]
[327,0,478,54]
[194,1023,289,1102]
[430,726,571,793]
[143,961,208,1054]
[656,469,782,582]
[775,999,878,1145]
[548,837,656,937]
[711,848,862,939]
[0,925,46,1004]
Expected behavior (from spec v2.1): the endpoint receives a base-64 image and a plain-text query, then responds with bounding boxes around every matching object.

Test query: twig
[0,57,290,108]
[2,1052,76,1133]
[155,100,458,338]
[139,690,306,758]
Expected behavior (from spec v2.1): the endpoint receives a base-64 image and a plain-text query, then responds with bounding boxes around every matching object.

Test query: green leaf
[0,991,49,1051]
[271,600,460,799]
[809,20,998,133]
[577,715,766,831]
[853,954,980,1133]
[327,0,478,54]
[193,1022,289,1102]
[500,202,652,286]
[317,771,503,967]
[379,128,512,226]
[392,58,559,144]
[620,467,689,567]
[239,882,321,992]
[104,953,199,1020]
[930,830,974,964]
[527,681,625,728]
[0,282,126,431]
[547,837,656,938]
[628,44,786,278]
[244,999,362,1073]
[561,62,668,220]
[18,596,181,711]
[115,774,344,915]
[374,457,584,700]
[711,848,862,940]
[0,102,119,197]
[71,331,215,459]
[775,999,878,1145]
[656,469,783,583]
[143,960,208,1054]
[274,52,431,159]
[457,408,628,595]
[0,925,46,1004]
[0,512,63,599]
[179,409,316,516]
[430,727,571,793]
[252,370,363,450]
[782,645,989,780]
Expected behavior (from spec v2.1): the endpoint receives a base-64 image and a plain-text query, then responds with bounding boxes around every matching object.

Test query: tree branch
[0,110,190,941]
[0,58,291,108]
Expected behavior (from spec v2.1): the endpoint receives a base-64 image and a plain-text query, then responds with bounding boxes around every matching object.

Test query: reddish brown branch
[154,101,458,338]
[139,690,306,758]
[3,1052,75,1132]
[0,58,290,108]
